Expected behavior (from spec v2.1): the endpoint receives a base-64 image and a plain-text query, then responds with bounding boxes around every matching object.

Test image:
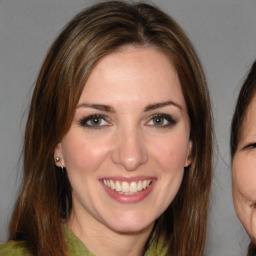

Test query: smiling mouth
[102,179,153,195]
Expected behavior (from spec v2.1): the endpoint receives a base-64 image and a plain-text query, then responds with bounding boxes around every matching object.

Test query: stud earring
[55,157,64,171]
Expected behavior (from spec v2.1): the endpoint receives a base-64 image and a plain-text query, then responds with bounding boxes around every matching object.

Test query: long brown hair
[230,60,256,256]
[9,1,212,255]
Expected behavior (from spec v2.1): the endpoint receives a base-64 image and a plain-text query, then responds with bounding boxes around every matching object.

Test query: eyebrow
[143,101,182,112]
[77,100,182,112]
[77,103,115,112]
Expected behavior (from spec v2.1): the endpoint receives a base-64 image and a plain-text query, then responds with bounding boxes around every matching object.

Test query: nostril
[111,137,148,171]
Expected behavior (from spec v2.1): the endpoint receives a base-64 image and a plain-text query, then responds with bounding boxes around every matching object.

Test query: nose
[111,127,148,171]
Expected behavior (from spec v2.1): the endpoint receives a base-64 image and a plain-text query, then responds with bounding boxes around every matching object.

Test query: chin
[105,214,154,234]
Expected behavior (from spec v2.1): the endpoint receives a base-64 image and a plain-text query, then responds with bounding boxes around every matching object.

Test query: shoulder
[0,240,31,256]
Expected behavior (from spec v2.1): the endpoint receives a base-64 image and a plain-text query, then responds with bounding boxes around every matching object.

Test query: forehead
[240,93,256,141]
[92,46,178,82]
[79,46,186,108]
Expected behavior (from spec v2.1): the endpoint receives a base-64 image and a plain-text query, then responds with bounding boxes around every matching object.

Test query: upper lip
[99,176,156,182]
[101,176,155,194]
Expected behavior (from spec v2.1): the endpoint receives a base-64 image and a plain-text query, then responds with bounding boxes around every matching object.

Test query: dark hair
[230,60,256,255]
[248,242,256,256]
[231,60,256,158]
[9,1,212,255]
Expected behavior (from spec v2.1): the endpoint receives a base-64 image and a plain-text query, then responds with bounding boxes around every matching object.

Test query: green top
[0,225,165,255]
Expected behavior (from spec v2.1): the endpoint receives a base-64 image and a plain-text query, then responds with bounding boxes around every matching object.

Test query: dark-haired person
[231,60,256,256]
[0,1,212,255]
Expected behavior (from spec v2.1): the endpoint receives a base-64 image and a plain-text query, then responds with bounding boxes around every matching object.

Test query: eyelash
[251,203,256,208]
[243,143,256,149]
[79,114,110,129]
[78,113,177,129]
[146,114,177,128]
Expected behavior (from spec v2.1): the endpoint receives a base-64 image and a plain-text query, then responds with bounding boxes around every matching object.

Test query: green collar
[64,225,165,256]
[64,225,95,256]
[0,225,165,256]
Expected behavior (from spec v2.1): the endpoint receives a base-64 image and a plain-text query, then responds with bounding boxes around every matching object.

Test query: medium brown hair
[9,1,212,255]
[230,60,256,255]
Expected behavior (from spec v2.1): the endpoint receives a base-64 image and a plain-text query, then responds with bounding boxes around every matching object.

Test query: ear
[54,143,65,168]
[184,140,192,167]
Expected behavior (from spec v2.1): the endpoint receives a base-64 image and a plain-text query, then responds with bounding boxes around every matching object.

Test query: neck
[67,211,154,256]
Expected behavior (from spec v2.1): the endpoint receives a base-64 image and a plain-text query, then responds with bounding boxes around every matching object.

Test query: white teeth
[122,181,129,193]
[130,182,137,193]
[137,181,142,191]
[103,179,152,194]
[142,180,147,189]
[110,180,115,190]
[115,181,121,192]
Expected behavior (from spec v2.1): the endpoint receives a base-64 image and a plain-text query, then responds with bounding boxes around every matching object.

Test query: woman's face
[232,93,256,242]
[55,46,192,235]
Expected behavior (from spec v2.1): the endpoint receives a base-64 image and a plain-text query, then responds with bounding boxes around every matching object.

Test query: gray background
[1,0,256,255]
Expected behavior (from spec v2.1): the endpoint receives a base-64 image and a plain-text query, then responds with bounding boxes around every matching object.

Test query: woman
[0,1,212,255]
[231,60,256,256]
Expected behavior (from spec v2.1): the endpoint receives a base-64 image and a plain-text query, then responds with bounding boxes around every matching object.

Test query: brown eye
[243,143,256,150]
[251,203,256,208]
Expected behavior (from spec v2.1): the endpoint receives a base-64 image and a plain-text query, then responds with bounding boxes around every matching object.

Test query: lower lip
[101,181,155,204]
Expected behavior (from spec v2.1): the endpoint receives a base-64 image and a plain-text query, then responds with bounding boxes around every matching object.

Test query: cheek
[61,133,110,174]
[233,155,256,201]
[232,153,256,233]
[150,133,189,171]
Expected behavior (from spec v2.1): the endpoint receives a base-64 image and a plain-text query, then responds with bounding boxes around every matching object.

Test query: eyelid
[250,202,256,208]
[146,113,177,127]
[79,114,111,128]
[243,143,256,150]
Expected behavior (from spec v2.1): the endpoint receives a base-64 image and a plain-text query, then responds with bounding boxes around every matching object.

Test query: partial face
[232,93,256,243]
[55,47,192,235]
